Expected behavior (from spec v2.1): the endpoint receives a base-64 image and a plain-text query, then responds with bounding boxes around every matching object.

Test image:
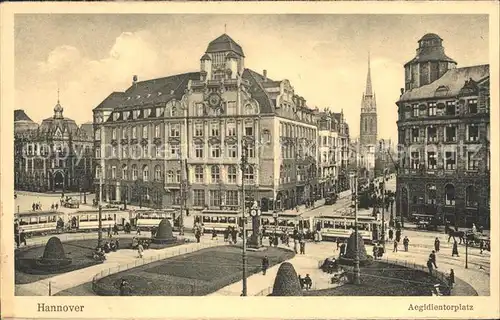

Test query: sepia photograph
[1,2,499,319]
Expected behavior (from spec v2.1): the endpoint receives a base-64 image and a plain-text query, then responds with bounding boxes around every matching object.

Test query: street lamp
[240,140,249,296]
[351,171,360,284]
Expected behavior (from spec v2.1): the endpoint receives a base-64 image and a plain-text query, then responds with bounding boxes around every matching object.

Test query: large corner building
[92,34,351,213]
[396,33,490,228]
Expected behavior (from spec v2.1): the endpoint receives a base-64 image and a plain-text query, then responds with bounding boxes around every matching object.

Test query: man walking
[300,239,306,255]
[429,250,438,268]
[388,229,394,241]
[434,237,440,252]
[393,239,398,252]
[452,240,459,257]
[403,236,409,252]
[395,229,401,243]
[262,255,269,275]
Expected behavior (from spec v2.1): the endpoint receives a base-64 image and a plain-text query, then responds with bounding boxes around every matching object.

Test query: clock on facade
[207,92,222,109]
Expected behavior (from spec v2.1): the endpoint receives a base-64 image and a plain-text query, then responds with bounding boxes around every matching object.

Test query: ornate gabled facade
[359,54,378,178]
[93,33,322,212]
[14,98,94,193]
[396,33,490,228]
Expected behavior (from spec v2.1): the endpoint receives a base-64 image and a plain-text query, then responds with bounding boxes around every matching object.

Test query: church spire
[365,51,373,96]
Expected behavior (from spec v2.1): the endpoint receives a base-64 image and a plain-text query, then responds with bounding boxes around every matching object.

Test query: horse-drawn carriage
[62,197,80,208]
[465,231,490,251]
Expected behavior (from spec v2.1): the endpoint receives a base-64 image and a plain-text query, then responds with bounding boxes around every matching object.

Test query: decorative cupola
[200,53,212,81]
[53,89,64,119]
[225,51,239,79]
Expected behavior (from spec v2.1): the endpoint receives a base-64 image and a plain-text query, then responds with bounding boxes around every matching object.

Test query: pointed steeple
[365,51,373,96]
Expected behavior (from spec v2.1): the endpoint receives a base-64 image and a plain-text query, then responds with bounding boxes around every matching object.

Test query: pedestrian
[113,224,119,235]
[430,250,438,268]
[427,258,434,274]
[479,240,484,254]
[137,242,144,258]
[269,235,273,247]
[55,203,59,210]
[300,239,306,254]
[119,279,131,296]
[115,239,120,250]
[108,226,112,238]
[195,229,201,243]
[294,237,299,254]
[336,237,340,250]
[448,269,455,289]
[373,243,378,260]
[136,227,141,235]
[51,203,55,210]
[304,274,312,290]
[395,229,401,243]
[393,239,398,252]
[212,228,217,240]
[273,234,279,247]
[452,240,459,257]
[20,230,27,246]
[262,255,269,275]
[35,203,39,211]
[224,227,229,242]
[403,236,409,252]
[388,229,394,241]
[434,237,440,252]
[340,241,346,257]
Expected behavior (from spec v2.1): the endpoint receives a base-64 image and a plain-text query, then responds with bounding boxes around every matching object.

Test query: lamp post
[240,140,248,296]
[465,237,469,269]
[352,171,360,284]
[381,168,387,252]
[97,122,104,248]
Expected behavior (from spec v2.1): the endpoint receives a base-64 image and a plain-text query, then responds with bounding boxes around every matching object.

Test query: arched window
[122,165,128,180]
[132,165,138,181]
[244,165,255,183]
[426,184,436,204]
[171,106,177,117]
[143,165,149,181]
[245,104,255,115]
[227,165,237,183]
[211,166,220,183]
[95,128,101,140]
[154,165,161,181]
[95,165,101,179]
[132,127,137,139]
[445,184,455,206]
[122,127,128,139]
[466,185,478,207]
[142,125,148,139]
[167,170,174,183]
[195,166,204,183]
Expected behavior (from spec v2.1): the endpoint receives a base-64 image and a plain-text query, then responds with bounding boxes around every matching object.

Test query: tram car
[134,209,178,231]
[67,208,128,232]
[195,207,252,233]
[15,210,64,237]
[310,214,388,243]
[260,211,304,235]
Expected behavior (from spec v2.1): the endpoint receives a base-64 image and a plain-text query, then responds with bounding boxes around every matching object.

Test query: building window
[170,124,180,137]
[156,107,163,117]
[467,152,479,170]
[211,145,221,158]
[210,123,220,136]
[143,165,149,181]
[246,145,255,158]
[175,170,180,183]
[95,166,101,179]
[144,109,151,118]
[445,184,456,206]
[410,151,419,169]
[195,144,203,158]
[155,125,160,138]
[411,128,419,142]
[412,104,419,117]
[427,151,437,169]
[96,148,101,158]
[227,165,237,183]
[112,128,117,140]
[193,190,205,206]
[122,165,128,180]
[95,128,101,140]
[468,99,478,114]
[143,145,148,157]
[132,127,137,139]
[244,166,255,184]
[428,102,437,116]
[226,190,239,206]
[227,102,236,115]
[196,104,204,117]
[211,166,220,183]
[427,127,437,142]
[227,122,236,136]
[445,126,457,142]
[466,185,478,207]
[194,123,203,137]
[111,166,116,179]
[426,184,437,204]
[122,127,128,139]
[112,146,118,158]
[167,170,174,183]
[195,166,204,183]
[171,144,180,157]
[245,122,254,136]
[445,101,456,116]
[132,165,138,180]
[445,151,456,170]
[467,125,479,142]
[209,190,221,207]
[227,145,237,158]
[171,190,180,205]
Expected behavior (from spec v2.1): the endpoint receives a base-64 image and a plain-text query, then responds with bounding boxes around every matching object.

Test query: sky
[14,14,489,140]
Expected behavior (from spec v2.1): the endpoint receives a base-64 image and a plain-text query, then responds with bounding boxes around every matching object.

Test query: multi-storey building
[317,109,341,196]
[396,33,490,228]
[93,33,320,213]
[359,55,378,179]
[374,138,396,177]
[334,111,351,191]
[14,99,94,193]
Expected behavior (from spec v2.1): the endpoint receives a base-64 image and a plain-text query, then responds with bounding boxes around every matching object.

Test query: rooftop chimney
[263,70,267,82]
[133,75,138,85]
[400,88,404,96]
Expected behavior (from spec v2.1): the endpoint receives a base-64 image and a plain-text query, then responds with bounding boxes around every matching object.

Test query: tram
[311,214,388,243]
[194,206,255,233]
[134,209,178,231]
[67,208,128,231]
[260,211,304,235]
[15,210,64,236]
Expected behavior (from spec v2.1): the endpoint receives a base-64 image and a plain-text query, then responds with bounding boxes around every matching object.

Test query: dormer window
[124,111,130,120]
[144,109,150,118]
[156,107,163,117]
[133,110,140,119]
[113,113,119,121]
[468,99,478,114]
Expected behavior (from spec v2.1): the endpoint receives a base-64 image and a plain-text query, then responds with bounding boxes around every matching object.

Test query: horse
[447,230,465,244]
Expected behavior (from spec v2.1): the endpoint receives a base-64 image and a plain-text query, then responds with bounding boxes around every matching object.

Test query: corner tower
[200,33,245,82]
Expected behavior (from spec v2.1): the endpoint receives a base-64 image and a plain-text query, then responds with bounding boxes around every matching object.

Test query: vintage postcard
[1,1,499,319]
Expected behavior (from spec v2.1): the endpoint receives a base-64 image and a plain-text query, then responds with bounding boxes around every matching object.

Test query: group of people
[298,274,313,290]
[31,202,43,211]
[293,229,307,254]
[221,226,240,244]
[50,203,60,211]
[131,237,150,258]
[93,239,120,261]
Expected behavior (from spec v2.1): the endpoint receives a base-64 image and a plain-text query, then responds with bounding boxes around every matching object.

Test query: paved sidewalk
[16,237,224,296]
